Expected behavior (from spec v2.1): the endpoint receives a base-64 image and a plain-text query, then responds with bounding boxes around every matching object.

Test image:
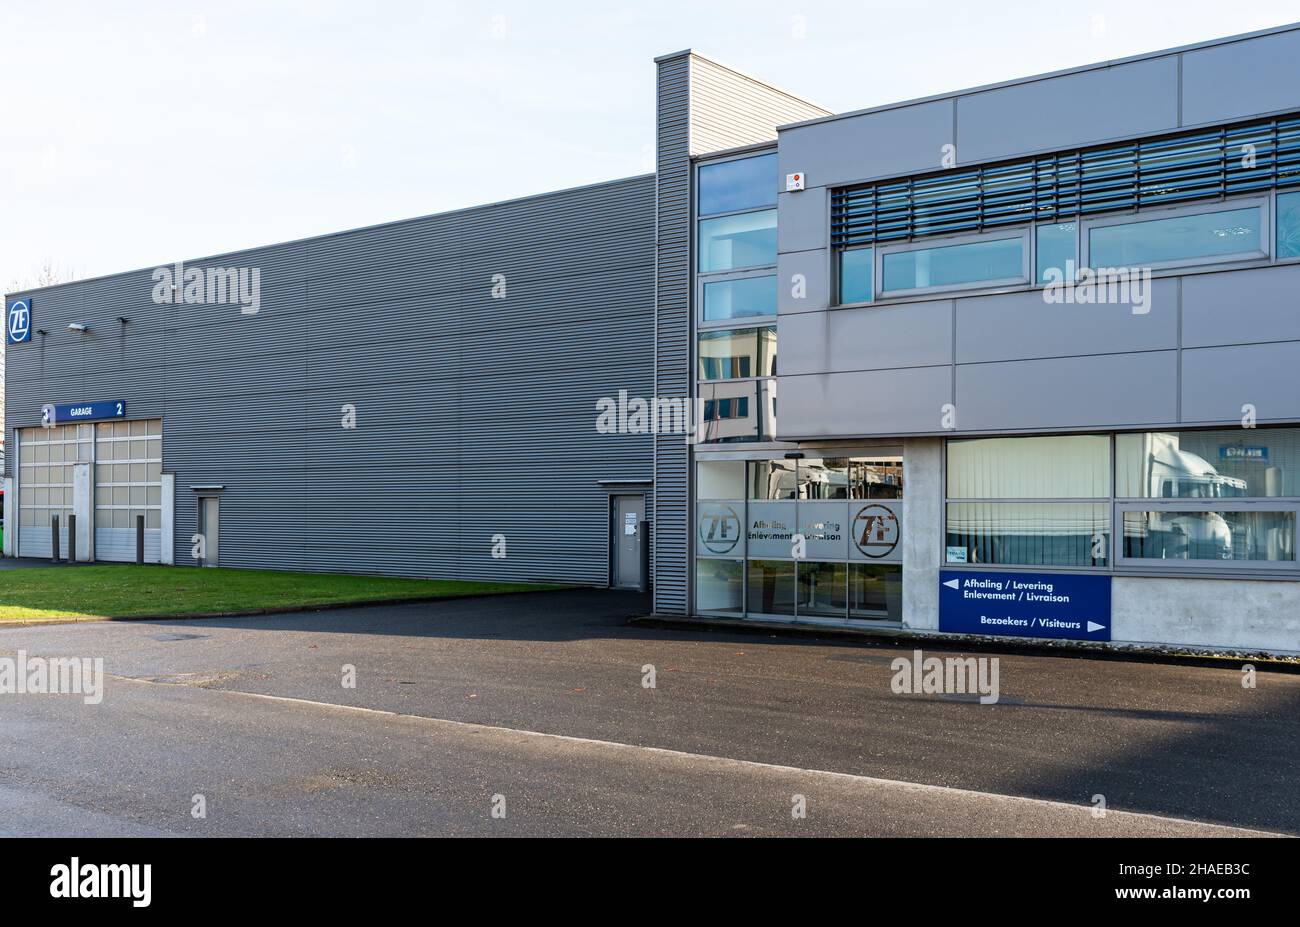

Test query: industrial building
[7,22,1300,654]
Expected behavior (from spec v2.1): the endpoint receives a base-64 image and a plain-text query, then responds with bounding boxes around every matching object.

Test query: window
[946,435,1111,567]
[749,459,798,500]
[702,274,777,322]
[1278,189,1300,259]
[800,459,850,500]
[1085,203,1265,271]
[1036,222,1076,283]
[948,435,1111,499]
[697,327,776,381]
[698,210,777,273]
[853,460,905,499]
[798,561,848,618]
[831,113,1300,249]
[880,234,1026,295]
[1121,509,1295,563]
[697,460,745,500]
[946,428,1300,574]
[850,563,902,620]
[747,559,796,616]
[696,559,744,615]
[839,247,873,303]
[1116,428,1300,498]
[947,502,1111,568]
[698,152,778,217]
[695,456,905,621]
[697,380,775,444]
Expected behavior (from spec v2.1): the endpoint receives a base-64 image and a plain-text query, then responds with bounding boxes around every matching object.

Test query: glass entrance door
[695,454,904,623]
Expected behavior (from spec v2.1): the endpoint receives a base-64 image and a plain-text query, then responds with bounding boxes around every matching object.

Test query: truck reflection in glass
[1125,433,1292,562]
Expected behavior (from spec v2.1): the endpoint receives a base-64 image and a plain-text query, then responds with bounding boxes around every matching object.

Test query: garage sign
[44,400,127,425]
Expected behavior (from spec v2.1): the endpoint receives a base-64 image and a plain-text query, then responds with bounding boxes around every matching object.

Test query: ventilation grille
[831,114,1300,248]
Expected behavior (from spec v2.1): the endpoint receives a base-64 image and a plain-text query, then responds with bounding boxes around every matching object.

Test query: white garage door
[16,424,91,559]
[93,419,163,562]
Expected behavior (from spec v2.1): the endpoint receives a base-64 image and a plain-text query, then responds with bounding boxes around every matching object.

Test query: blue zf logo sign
[6,297,32,344]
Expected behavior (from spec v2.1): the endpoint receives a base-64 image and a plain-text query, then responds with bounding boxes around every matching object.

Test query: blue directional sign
[940,570,1112,642]
[6,297,32,344]
[46,400,127,425]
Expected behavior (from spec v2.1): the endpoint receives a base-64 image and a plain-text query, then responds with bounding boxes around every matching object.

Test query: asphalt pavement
[0,589,1294,836]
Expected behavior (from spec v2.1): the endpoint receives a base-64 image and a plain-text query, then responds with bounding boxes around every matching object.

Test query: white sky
[1,0,1297,288]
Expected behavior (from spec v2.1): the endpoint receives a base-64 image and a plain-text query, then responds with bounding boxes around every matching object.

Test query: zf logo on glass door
[6,297,32,344]
[698,504,742,554]
[852,503,899,559]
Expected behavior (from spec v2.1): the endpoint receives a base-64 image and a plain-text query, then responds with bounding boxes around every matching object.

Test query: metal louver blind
[832,114,1300,248]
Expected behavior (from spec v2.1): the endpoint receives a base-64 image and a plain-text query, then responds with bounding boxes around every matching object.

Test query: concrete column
[73,463,92,561]
[160,473,175,565]
[2,476,12,557]
[902,437,942,630]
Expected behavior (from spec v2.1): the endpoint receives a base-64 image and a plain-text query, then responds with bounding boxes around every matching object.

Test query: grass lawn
[0,565,564,621]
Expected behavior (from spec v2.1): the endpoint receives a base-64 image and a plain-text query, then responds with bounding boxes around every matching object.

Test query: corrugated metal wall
[688,57,831,157]
[653,53,693,614]
[5,176,657,584]
[652,51,829,614]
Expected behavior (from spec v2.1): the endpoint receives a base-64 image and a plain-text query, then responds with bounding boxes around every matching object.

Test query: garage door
[93,419,163,562]
[16,424,91,558]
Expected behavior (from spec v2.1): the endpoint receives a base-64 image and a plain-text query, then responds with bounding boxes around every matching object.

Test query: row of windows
[699,458,904,501]
[945,428,1300,571]
[840,192,1298,303]
[831,113,1300,247]
[697,558,902,621]
[697,152,782,445]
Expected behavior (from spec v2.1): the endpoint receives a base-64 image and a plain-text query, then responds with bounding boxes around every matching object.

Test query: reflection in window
[1123,511,1295,562]
[698,380,775,444]
[946,502,1110,567]
[696,559,745,614]
[704,398,748,420]
[839,247,873,303]
[800,459,849,499]
[1088,206,1262,269]
[749,459,797,500]
[697,327,776,381]
[852,460,904,499]
[698,153,778,217]
[882,236,1024,293]
[798,561,848,618]
[850,564,902,620]
[1277,190,1300,259]
[1116,428,1300,498]
[703,275,777,321]
[747,559,796,616]
[1036,222,1076,283]
[699,210,778,273]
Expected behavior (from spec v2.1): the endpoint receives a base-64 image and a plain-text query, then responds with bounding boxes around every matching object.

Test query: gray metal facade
[774,22,1300,440]
[5,176,657,584]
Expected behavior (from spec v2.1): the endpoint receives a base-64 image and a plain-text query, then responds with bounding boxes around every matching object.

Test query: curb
[629,614,1300,673]
[0,585,577,628]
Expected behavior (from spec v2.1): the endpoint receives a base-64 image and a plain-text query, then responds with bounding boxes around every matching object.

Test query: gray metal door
[201,496,220,567]
[612,495,644,589]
